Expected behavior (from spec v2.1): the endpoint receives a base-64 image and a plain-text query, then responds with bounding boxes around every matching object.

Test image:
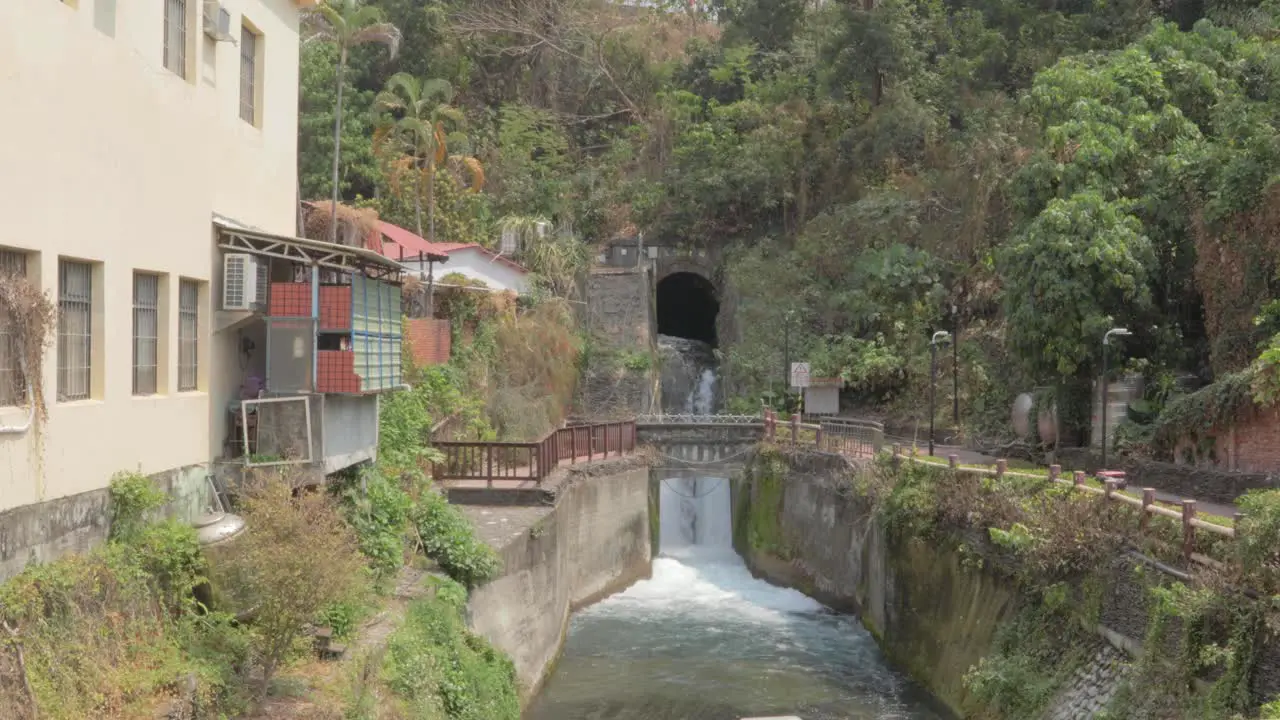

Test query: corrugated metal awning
[213,214,403,281]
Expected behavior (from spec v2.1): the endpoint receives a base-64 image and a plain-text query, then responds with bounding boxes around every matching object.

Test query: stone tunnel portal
[656,272,719,346]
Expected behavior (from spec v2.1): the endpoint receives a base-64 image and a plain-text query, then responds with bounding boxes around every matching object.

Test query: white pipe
[0,382,35,435]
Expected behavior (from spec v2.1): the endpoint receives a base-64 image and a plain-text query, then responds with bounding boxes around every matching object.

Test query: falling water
[657,334,719,414]
[526,337,947,720]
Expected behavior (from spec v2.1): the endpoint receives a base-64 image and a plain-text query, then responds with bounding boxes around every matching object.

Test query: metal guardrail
[636,413,765,425]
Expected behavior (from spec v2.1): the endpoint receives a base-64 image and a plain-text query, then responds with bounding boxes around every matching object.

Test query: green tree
[305,0,402,242]
[1000,191,1154,380]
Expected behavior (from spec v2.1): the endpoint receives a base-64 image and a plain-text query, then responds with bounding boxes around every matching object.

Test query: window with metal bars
[133,273,160,395]
[163,0,187,77]
[0,249,29,406]
[240,24,258,125]
[58,260,93,401]
[178,280,199,391]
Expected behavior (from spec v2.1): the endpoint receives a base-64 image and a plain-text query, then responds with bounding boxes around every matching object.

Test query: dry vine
[0,272,56,420]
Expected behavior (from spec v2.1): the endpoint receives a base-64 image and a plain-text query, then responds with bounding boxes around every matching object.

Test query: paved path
[927,445,1239,519]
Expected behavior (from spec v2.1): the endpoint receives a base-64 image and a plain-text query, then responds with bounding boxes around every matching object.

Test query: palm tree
[372,74,482,245]
[305,0,401,243]
[373,73,458,238]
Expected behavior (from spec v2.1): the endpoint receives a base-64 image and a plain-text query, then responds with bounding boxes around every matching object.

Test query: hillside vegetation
[303,0,1280,440]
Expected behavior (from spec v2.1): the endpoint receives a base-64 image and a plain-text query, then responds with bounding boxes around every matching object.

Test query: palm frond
[433,123,449,165]
[459,156,486,193]
[350,22,402,58]
[420,78,455,104]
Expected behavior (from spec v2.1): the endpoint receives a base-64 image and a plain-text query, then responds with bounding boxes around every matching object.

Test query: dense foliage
[301,0,1280,441]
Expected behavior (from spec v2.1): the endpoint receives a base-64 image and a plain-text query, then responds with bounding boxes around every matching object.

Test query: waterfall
[658,475,733,557]
[658,335,718,415]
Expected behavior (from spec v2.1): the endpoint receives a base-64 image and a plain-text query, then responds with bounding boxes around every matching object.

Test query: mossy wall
[736,448,1280,719]
[735,449,1019,716]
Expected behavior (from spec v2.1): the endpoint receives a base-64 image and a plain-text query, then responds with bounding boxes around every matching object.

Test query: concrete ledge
[0,463,210,582]
[465,460,652,704]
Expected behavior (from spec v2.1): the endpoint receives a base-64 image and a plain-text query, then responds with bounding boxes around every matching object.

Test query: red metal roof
[376,221,450,262]
[371,220,532,275]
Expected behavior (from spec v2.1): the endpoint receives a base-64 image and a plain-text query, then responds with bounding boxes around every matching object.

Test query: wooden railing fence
[892,445,1239,565]
[432,420,637,486]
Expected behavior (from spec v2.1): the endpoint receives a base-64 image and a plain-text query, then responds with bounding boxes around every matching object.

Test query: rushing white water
[526,341,945,719]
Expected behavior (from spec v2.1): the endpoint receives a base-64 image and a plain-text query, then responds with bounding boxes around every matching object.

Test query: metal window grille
[239,25,257,124]
[178,279,199,391]
[0,250,29,406]
[132,273,160,395]
[163,0,187,77]
[57,260,93,401]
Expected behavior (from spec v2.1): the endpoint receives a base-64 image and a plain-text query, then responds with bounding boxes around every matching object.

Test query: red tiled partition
[269,281,312,317]
[406,318,451,366]
[317,350,361,394]
[319,285,352,330]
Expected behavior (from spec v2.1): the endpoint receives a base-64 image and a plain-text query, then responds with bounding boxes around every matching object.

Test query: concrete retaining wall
[0,463,211,582]
[732,453,1021,714]
[466,461,652,701]
[733,450,1280,717]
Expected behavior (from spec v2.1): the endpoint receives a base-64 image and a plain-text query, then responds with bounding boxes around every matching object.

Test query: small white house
[377,222,531,295]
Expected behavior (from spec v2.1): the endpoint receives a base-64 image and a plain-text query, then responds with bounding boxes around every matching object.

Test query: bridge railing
[762,411,885,460]
[636,413,764,425]
[432,420,636,486]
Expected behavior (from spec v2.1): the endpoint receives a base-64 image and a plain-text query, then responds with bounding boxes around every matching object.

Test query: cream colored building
[0,0,319,576]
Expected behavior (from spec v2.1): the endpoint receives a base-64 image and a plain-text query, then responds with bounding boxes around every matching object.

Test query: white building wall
[403,248,531,294]
[0,0,304,513]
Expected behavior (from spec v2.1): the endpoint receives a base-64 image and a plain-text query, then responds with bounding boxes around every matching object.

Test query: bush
[334,466,414,589]
[411,491,501,588]
[107,470,166,542]
[219,471,368,696]
[0,534,242,719]
[384,577,519,720]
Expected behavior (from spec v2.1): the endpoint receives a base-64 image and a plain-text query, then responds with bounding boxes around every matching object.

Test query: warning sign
[790,362,810,389]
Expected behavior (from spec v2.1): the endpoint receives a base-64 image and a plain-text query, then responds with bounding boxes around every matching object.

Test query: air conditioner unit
[223,253,259,311]
[202,1,233,42]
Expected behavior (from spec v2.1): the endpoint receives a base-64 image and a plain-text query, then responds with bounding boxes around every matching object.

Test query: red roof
[375,222,530,275]
[377,221,450,262]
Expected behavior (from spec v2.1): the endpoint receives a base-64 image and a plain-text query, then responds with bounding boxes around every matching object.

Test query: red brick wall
[1233,407,1280,473]
[406,318,451,367]
[1175,407,1280,473]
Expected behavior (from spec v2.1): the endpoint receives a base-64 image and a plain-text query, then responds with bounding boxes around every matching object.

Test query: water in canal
[523,471,949,720]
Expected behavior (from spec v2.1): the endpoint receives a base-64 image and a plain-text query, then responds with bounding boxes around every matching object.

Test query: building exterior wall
[401,250,531,294]
[0,0,302,516]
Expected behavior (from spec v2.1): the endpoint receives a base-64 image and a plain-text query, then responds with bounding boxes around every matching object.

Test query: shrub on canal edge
[380,576,520,720]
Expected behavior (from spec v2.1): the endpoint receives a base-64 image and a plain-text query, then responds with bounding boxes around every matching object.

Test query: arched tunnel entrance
[656,272,719,346]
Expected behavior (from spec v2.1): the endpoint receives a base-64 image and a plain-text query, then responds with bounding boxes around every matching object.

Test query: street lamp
[930,330,951,457]
[1101,327,1132,469]
[952,303,960,425]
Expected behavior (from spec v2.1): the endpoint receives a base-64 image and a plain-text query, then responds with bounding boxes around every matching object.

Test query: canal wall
[730,449,1262,719]
[465,457,652,702]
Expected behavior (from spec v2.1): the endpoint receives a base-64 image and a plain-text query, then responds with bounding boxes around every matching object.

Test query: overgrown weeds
[381,577,519,720]
[410,491,501,588]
